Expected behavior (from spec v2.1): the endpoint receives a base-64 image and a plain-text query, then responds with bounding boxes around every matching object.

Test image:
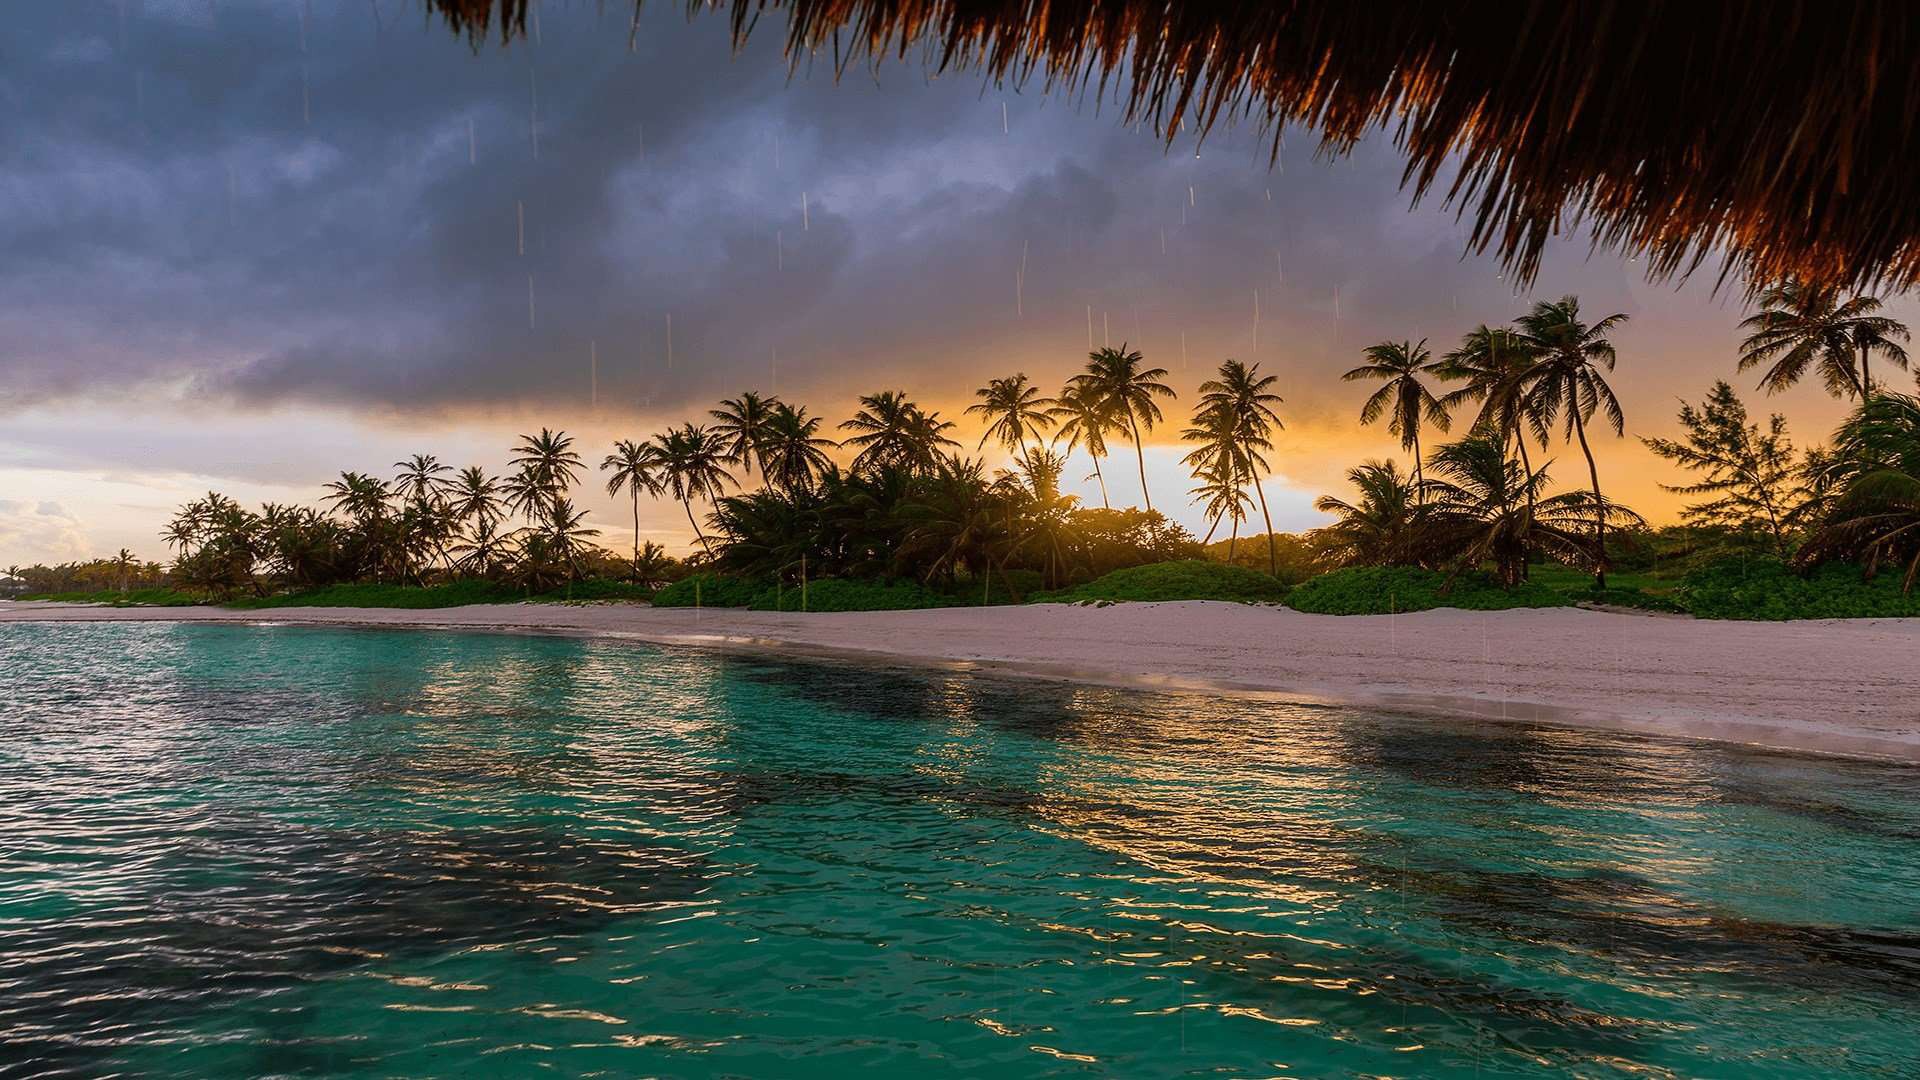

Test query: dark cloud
[0,0,1547,421]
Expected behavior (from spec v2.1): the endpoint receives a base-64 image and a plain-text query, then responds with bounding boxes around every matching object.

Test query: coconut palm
[1422,435,1640,587]
[501,465,552,526]
[760,403,837,495]
[1344,339,1450,491]
[1196,359,1285,574]
[840,390,957,475]
[1181,401,1261,554]
[1049,381,1117,508]
[710,392,781,482]
[447,466,504,532]
[1437,326,1548,572]
[966,373,1056,456]
[1797,392,1920,591]
[1313,461,1422,568]
[1069,345,1176,512]
[1738,280,1910,399]
[1516,297,1629,587]
[654,424,735,555]
[509,428,585,505]
[601,439,661,580]
[322,472,391,527]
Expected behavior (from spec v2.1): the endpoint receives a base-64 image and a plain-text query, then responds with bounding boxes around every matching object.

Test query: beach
[5,599,1917,762]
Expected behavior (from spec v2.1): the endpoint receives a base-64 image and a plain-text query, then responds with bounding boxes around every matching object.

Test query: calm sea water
[2,622,1917,1078]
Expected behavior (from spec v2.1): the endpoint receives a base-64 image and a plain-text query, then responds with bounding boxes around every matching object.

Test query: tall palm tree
[1517,297,1629,588]
[966,373,1056,456]
[601,439,660,580]
[760,403,837,495]
[710,392,781,483]
[1738,280,1911,399]
[654,424,735,555]
[447,466,504,532]
[1049,381,1116,508]
[1196,359,1285,574]
[392,454,454,579]
[1436,326,1547,572]
[1797,392,1920,591]
[1070,345,1176,513]
[544,497,601,580]
[840,390,958,475]
[509,428,585,507]
[1344,339,1450,492]
[1180,400,1262,554]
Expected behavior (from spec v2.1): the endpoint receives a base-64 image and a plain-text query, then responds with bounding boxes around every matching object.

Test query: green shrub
[1285,566,1567,615]
[535,579,655,603]
[749,577,957,612]
[1675,559,1920,620]
[649,573,763,608]
[1030,559,1290,604]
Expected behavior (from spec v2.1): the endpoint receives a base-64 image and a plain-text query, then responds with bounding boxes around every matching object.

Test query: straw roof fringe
[423,1,1920,295]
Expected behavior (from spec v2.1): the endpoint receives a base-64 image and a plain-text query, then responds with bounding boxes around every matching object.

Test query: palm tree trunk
[1411,426,1424,504]
[1252,464,1277,577]
[683,498,714,556]
[1861,341,1873,398]
[1228,515,1239,561]
[1090,452,1110,509]
[1127,414,1153,513]
[631,490,641,581]
[1569,406,1607,588]
[1201,514,1221,545]
[1512,419,1538,581]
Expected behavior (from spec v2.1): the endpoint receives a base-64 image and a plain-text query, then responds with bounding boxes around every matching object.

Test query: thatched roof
[424,1,1920,295]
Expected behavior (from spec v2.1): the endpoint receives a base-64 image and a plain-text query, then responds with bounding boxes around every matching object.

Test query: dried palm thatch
[422,1,1920,294]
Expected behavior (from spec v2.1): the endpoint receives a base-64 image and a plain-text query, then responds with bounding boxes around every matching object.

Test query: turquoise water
[2,623,1918,1077]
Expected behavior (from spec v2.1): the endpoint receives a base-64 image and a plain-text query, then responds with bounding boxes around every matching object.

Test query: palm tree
[1738,280,1911,399]
[1069,345,1175,513]
[1196,359,1285,574]
[1517,297,1629,587]
[654,424,735,555]
[393,454,454,578]
[509,428,585,507]
[601,439,660,580]
[322,472,391,527]
[1313,461,1423,568]
[966,373,1056,456]
[501,465,552,526]
[1180,401,1261,554]
[1797,392,1920,591]
[1437,326,1547,573]
[1422,435,1640,587]
[447,466,504,532]
[710,392,781,483]
[840,390,958,475]
[760,403,837,495]
[1344,339,1450,492]
[544,497,601,580]
[1049,381,1117,508]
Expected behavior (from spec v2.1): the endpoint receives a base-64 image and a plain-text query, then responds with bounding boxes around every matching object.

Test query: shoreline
[5,599,1919,763]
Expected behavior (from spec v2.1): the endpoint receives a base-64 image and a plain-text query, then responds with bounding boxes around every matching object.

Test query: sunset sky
[4,1,1914,566]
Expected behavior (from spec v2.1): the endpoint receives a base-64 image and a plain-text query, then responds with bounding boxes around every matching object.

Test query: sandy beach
[4,599,1918,762]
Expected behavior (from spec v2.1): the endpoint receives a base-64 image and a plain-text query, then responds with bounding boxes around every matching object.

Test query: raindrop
[468,116,476,164]
[801,191,809,231]
[1086,306,1093,350]
[1001,100,1009,134]
[517,200,525,255]
[1103,311,1110,348]
[528,274,537,329]
[776,230,784,271]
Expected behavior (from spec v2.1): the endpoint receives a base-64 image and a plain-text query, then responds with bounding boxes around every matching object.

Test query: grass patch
[649,573,764,609]
[1030,560,1290,605]
[1286,566,1567,615]
[749,577,957,612]
[17,587,202,607]
[1675,559,1920,620]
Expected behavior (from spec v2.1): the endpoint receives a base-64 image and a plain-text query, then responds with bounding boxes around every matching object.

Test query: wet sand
[4,599,1917,761]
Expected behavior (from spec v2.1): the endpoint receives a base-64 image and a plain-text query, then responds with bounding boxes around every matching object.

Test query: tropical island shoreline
[7,598,1916,764]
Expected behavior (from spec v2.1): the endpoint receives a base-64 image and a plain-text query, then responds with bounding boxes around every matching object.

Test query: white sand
[5,599,1918,761]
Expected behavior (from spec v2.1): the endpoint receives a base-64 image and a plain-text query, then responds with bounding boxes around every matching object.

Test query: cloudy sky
[3,0,1913,566]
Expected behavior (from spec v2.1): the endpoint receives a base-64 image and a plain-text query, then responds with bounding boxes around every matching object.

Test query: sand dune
[5,599,1918,761]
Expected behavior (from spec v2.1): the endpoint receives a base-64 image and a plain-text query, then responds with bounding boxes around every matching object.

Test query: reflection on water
[2,622,1917,1078]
